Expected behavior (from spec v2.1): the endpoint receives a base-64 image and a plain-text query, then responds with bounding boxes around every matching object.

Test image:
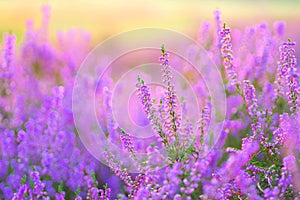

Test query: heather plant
[0,5,299,200]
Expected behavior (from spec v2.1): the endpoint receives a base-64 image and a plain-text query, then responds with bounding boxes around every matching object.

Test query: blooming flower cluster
[276,40,299,112]
[0,5,300,200]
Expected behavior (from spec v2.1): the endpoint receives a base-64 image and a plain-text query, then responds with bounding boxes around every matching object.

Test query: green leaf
[104,183,108,189]
[21,174,27,185]
[58,182,64,193]
[161,44,165,54]
[186,145,195,155]
[150,142,156,147]
[180,96,185,102]
[30,179,34,190]
[24,193,29,198]
[91,171,97,186]
[75,186,81,196]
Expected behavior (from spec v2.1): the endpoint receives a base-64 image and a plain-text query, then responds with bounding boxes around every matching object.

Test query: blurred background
[0,0,299,44]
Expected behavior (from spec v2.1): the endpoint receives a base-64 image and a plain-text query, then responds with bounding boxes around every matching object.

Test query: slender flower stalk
[1,33,16,97]
[129,174,145,199]
[104,151,133,187]
[136,75,170,147]
[159,45,184,161]
[243,80,259,118]
[118,128,141,165]
[243,80,265,139]
[219,24,240,88]
[276,40,299,112]
[196,103,210,150]
[2,34,16,72]
[160,45,180,138]
[213,10,222,66]
[119,128,134,154]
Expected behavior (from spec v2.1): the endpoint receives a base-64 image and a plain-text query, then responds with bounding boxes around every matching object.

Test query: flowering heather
[0,5,300,200]
[276,40,299,112]
[159,45,181,139]
[219,24,240,88]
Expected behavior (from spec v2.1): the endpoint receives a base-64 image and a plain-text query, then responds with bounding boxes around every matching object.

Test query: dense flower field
[1,6,300,200]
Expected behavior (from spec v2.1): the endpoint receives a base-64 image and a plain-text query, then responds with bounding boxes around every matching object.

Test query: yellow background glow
[0,0,299,43]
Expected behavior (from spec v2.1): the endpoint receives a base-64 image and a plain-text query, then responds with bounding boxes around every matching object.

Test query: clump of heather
[0,5,300,200]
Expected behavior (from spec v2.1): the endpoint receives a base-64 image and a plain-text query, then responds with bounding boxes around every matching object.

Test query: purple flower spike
[276,39,299,112]
[220,24,240,87]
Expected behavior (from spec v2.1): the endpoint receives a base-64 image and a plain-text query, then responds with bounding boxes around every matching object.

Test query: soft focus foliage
[0,6,300,200]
